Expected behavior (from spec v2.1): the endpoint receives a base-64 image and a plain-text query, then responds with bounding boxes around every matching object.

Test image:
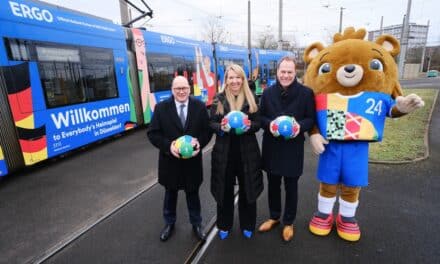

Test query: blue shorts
[317,141,369,187]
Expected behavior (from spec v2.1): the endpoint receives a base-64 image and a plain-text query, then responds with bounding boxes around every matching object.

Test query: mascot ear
[304,42,325,64]
[375,35,400,57]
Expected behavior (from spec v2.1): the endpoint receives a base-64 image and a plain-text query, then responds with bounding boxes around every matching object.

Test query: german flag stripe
[17,126,46,140]
[22,148,48,165]
[7,90,33,123]
[124,122,136,130]
[11,85,33,112]
[2,62,30,94]
[19,136,47,152]
[15,114,35,129]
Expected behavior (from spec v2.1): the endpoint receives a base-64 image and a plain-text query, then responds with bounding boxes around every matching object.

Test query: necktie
[179,104,186,127]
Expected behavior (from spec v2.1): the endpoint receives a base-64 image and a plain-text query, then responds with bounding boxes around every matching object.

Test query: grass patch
[369,88,438,162]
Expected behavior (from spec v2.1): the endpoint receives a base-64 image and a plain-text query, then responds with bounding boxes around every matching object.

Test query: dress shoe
[192,225,206,241]
[160,224,174,241]
[258,219,280,232]
[282,225,295,242]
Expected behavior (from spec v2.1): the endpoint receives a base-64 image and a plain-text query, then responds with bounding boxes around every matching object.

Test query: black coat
[147,96,212,191]
[260,78,315,178]
[209,93,264,206]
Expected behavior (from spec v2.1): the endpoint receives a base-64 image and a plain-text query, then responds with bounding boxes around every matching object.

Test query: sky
[41,0,440,47]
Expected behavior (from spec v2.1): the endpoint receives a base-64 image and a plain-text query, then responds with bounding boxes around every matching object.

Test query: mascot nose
[344,65,356,73]
[336,64,363,87]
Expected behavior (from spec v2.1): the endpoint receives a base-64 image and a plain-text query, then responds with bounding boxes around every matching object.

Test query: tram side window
[36,45,86,107]
[6,39,30,61]
[268,60,277,79]
[184,59,194,88]
[234,59,245,69]
[218,58,246,79]
[81,48,118,101]
[4,38,118,108]
[219,58,244,69]
[39,61,85,107]
[148,53,172,92]
[147,53,183,92]
[262,64,268,83]
[175,57,185,76]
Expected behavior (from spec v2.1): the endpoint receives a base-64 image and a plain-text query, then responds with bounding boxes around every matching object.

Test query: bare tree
[201,16,229,44]
[283,33,298,51]
[255,27,278,49]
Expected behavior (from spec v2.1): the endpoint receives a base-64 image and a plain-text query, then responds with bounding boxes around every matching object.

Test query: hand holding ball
[221,111,250,135]
[270,115,300,139]
[174,135,195,159]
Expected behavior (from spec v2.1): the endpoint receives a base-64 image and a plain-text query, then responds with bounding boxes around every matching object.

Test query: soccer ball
[225,111,246,129]
[174,135,193,159]
[270,115,300,139]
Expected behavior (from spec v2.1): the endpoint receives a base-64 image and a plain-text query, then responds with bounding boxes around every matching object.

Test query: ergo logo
[9,1,54,23]
[160,35,175,45]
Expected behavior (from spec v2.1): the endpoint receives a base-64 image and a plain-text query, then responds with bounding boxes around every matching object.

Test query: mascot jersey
[316,91,395,186]
[315,92,396,142]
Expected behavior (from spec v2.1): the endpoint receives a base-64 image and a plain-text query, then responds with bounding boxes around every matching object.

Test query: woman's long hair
[216,64,258,115]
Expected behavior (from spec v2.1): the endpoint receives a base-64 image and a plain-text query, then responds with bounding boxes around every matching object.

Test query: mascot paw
[396,94,425,114]
[310,134,328,155]
[336,214,361,242]
[309,212,334,236]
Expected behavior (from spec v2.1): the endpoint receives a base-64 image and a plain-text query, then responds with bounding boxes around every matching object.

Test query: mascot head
[303,27,402,98]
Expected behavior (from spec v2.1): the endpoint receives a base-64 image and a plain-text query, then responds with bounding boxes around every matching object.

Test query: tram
[0,0,296,177]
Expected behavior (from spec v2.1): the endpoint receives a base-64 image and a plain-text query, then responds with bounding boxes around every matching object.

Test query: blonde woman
[209,64,263,240]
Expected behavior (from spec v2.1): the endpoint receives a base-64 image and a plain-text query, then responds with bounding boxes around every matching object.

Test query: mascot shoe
[309,212,334,236]
[336,214,361,242]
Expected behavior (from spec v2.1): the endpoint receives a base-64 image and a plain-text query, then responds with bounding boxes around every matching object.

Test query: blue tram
[213,43,251,88]
[0,0,140,176]
[251,48,294,96]
[0,0,297,177]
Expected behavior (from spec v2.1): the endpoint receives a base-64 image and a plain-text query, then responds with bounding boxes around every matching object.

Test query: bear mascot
[303,27,424,242]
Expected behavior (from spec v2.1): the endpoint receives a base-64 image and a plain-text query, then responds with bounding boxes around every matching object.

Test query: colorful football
[270,115,300,139]
[225,111,246,129]
[174,135,193,159]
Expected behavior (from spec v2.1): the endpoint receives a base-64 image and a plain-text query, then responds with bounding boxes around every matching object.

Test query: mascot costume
[303,27,424,242]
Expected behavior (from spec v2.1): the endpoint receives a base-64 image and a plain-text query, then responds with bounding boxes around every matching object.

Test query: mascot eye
[370,59,383,71]
[318,63,331,75]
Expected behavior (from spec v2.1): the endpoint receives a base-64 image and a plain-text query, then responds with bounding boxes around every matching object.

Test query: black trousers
[267,173,298,225]
[216,157,256,231]
[163,188,202,226]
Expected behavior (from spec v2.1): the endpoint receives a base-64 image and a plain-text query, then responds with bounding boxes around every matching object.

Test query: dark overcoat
[209,93,264,206]
[260,78,315,178]
[147,96,212,191]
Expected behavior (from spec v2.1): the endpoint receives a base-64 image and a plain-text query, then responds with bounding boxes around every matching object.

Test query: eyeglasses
[173,87,190,91]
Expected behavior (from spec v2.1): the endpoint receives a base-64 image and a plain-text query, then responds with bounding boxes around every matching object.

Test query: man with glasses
[147,76,212,242]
